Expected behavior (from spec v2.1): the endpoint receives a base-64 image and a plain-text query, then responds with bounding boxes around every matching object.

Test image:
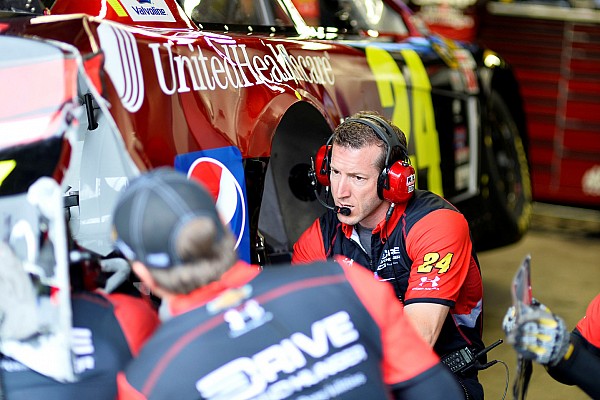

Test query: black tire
[465,90,532,251]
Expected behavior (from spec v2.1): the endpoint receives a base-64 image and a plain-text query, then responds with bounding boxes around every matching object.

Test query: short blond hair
[145,217,238,294]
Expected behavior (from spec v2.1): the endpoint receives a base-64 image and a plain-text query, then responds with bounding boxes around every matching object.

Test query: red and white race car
[0,0,531,267]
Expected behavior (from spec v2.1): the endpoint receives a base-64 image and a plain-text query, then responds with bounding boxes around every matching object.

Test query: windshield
[307,0,408,35]
[0,0,44,14]
[180,0,295,27]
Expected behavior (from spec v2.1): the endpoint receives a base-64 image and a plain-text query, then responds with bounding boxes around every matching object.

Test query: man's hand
[100,258,132,293]
[503,303,571,366]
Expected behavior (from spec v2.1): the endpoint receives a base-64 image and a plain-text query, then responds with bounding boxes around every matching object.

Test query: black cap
[112,168,224,268]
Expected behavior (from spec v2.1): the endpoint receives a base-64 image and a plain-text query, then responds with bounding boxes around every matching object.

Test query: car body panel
[0,0,531,264]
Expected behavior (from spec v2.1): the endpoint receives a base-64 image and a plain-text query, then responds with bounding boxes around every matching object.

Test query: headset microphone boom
[309,157,351,216]
[315,194,351,216]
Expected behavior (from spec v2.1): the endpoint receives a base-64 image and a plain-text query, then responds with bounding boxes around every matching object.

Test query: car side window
[311,0,408,36]
[189,0,259,24]
[181,0,294,27]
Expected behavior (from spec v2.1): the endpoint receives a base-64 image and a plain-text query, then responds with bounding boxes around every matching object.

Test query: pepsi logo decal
[175,147,250,263]
[188,158,246,247]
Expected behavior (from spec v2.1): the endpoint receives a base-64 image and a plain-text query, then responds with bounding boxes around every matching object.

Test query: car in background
[0,0,530,273]
[291,0,532,250]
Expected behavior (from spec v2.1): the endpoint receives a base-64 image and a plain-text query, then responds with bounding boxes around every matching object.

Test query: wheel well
[258,102,333,260]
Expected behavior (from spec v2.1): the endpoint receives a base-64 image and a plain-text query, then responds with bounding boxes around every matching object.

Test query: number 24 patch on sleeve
[417,252,454,274]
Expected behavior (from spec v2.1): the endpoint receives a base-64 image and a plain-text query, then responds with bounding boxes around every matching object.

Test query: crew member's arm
[510,293,600,399]
[546,331,600,399]
[104,292,160,356]
[292,219,327,264]
[546,294,600,399]
[403,303,449,346]
[118,373,147,400]
[340,257,463,400]
[403,210,474,345]
[113,292,160,400]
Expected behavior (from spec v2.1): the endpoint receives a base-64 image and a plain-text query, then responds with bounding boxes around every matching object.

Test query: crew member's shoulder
[404,190,460,223]
[267,259,344,275]
[412,190,458,209]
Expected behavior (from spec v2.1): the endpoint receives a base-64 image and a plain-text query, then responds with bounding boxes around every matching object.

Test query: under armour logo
[224,300,272,338]
[419,276,440,288]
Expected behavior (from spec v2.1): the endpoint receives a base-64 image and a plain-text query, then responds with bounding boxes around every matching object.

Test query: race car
[0,0,531,269]
[289,0,533,250]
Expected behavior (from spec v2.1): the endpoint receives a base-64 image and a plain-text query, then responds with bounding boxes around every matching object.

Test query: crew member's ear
[131,261,161,296]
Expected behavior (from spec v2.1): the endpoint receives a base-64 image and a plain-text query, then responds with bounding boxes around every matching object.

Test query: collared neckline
[168,261,261,316]
[340,202,406,242]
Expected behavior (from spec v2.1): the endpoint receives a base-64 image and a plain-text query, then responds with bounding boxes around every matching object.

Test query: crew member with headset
[113,168,465,400]
[293,110,487,399]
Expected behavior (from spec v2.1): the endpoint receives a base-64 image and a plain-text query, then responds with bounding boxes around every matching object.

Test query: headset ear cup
[382,161,416,203]
[315,144,332,186]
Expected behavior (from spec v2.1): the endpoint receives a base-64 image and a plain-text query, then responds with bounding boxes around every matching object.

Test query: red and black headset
[313,114,416,204]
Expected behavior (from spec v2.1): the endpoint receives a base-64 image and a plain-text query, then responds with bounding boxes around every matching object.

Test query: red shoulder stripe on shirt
[292,218,327,264]
[117,371,147,400]
[576,293,600,349]
[106,292,160,356]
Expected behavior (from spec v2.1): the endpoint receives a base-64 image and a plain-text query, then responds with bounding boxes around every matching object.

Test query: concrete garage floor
[476,203,600,400]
